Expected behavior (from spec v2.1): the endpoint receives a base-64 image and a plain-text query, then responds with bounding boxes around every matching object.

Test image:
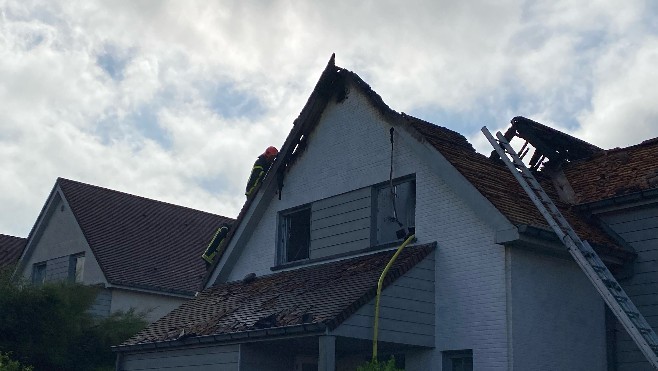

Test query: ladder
[482,127,658,369]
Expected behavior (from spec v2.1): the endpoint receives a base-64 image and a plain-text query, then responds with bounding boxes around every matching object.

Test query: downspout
[372,233,416,361]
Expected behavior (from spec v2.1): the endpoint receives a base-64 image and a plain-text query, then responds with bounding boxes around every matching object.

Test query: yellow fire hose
[372,234,416,362]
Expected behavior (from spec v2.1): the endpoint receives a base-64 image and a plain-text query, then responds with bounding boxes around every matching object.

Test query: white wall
[223,83,511,370]
[19,192,106,285]
[110,288,188,323]
[508,247,607,371]
[21,191,187,323]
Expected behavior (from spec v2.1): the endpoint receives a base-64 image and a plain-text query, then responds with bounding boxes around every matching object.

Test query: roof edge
[575,188,658,214]
[202,53,340,288]
[107,282,195,298]
[515,224,635,264]
[14,180,67,279]
[112,323,327,353]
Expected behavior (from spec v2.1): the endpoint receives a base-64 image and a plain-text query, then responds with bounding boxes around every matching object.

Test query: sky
[1,0,658,238]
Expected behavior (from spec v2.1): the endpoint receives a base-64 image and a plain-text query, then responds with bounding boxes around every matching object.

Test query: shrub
[356,357,404,371]
[0,267,147,371]
[0,352,32,371]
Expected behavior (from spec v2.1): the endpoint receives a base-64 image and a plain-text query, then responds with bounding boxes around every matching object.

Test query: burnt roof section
[201,56,631,288]
[406,117,626,258]
[57,178,234,295]
[0,234,26,270]
[120,243,435,348]
[496,117,603,171]
[563,136,658,204]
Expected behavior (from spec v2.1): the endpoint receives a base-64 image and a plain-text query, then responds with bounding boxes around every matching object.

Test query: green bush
[0,352,32,371]
[0,267,147,371]
[356,357,404,371]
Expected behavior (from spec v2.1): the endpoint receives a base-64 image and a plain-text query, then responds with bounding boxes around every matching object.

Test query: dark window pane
[376,179,415,244]
[283,207,310,262]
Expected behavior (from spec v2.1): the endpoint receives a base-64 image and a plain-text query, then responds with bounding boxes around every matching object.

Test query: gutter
[106,283,194,299]
[495,224,634,266]
[575,188,658,214]
[112,323,327,353]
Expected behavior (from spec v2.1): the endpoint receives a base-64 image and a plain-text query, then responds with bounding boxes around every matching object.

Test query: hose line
[372,233,416,361]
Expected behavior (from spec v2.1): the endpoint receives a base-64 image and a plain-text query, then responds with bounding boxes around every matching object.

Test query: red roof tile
[121,243,434,347]
[563,138,658,204]
[0,234,26,270]
[406,117,621,252]
[57,178,234,295]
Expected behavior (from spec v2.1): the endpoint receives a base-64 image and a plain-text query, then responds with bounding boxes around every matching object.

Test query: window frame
[277,204,312,265]
[442,349,473,371]
[32,262,47,285]
[371,175,416,246]
[69,253,85,283]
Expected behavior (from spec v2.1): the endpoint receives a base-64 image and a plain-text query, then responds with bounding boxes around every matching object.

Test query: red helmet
[263,146,278,159]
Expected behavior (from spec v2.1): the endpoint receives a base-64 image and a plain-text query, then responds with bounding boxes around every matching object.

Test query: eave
[112,323,327,353]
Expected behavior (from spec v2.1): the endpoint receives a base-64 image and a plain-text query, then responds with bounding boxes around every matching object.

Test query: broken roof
[0,234,26,270]
[502,116,603,169]
[201,55,638,288]
[562,137,658,205]
[118,243,434,349]
[50,178,234,295]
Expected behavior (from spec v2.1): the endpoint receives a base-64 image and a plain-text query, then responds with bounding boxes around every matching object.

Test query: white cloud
[576,38,658,148]
[1,0,657,237]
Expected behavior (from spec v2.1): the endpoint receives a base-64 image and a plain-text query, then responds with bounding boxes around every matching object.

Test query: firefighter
[245,146,278,197]
[202,223,230,265]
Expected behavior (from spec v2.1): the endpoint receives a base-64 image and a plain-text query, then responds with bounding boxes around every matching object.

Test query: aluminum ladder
[482,126,658,369]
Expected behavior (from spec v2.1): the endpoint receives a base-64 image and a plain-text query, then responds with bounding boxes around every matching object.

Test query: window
[278,206,311,263]
[69,254,85,283]
[443,350,473,371]
[32,262,47,285]
[374,177,416,245]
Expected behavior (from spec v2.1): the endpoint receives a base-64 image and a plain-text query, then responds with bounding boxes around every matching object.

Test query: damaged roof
[55,178,234,295]
[407,117,624,257]
[562,137,658,205]
[0,234,26,270]
[119,243,434,348]
[202,55,633,288]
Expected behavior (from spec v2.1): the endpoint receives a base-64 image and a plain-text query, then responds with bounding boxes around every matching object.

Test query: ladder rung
[626,311,640,319]
[602,279,621,291]
[613,295,628,303]
[592,265,606,273]
[581,251,595,259]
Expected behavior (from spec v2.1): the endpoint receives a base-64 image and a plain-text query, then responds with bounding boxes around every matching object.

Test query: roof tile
[563,138,658,204]
[57,178,234,295]
[121,243,434,347]
[0,234,26,270]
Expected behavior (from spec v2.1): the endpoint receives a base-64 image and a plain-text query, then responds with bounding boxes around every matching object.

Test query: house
[0,234,27,271]
[113,55,658,370]
[15,177,234,322]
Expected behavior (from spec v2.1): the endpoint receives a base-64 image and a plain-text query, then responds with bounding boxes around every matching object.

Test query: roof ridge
[605,136,658,153]
[57,177,235,221]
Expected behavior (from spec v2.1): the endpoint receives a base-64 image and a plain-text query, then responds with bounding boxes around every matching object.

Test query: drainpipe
[372,234,416,362]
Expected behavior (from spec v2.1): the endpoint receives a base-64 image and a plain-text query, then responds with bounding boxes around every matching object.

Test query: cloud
[1,0,657,237]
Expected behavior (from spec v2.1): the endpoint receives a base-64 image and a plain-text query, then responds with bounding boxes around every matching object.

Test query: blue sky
[1,0,658,237]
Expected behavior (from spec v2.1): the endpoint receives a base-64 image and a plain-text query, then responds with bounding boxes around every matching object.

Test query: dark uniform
[202,224,230,265]
[245,155,273,197]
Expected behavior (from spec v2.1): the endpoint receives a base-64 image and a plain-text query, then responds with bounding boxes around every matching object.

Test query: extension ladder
[482,127,658,369]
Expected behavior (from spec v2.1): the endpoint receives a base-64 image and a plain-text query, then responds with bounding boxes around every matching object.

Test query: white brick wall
[225,83,510,370]
[508,248,606,371]
[20,193,106,285]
